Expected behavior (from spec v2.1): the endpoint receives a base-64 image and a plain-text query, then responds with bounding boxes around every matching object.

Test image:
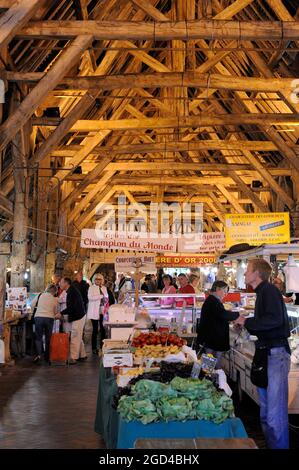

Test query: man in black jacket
[197,280,239,367]
[60,277,87,364]
[72,271,89,311]
[236,258,291,449]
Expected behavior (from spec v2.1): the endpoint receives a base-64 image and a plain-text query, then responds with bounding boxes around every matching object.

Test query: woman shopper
[196,280,239,368]
[31,284,60,364]
[93,274,115,350]
[160,274,176,307]
[87,276,103,355]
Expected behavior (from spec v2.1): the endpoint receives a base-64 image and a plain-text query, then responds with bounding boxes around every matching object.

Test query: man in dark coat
[72,271,89,310]
[60,277,87,364]
[197,280,239,367]
[236,259,291,449]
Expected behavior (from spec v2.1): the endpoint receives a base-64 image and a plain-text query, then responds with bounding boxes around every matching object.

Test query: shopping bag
[250,347,268,388]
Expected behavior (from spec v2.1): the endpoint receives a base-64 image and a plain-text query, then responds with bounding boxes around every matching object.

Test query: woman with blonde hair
[189,273,201,294]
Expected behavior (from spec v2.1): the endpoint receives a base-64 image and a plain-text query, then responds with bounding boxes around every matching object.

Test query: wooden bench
[134,438,258,449]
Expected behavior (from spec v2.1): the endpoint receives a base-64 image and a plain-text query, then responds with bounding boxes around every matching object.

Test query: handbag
[250,346,268,388]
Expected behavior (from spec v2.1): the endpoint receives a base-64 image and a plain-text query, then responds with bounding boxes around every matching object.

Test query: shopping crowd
[30,263,292,449]
[31,272,115,366]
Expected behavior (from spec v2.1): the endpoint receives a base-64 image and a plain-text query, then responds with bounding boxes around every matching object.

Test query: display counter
[95,359,248,449]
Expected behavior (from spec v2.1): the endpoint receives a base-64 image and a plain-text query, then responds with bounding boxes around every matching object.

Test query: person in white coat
[87,276,103,354]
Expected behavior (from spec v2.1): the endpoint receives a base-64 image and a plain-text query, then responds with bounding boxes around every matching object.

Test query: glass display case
[122,292,205,338]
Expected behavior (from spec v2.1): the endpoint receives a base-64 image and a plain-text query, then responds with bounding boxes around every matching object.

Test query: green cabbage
[157,396,195,422]
[117,396,158,424]
[117,378,235,425]
[131,379,177,400]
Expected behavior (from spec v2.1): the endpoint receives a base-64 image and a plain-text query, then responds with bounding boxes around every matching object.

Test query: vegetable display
[134,345,181,358]
[131,332,186,348]
[117,378,234,425]
[160,361,193,382]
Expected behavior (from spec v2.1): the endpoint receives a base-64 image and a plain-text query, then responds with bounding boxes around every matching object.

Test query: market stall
[95,324,249,449]
[218,244,299,412]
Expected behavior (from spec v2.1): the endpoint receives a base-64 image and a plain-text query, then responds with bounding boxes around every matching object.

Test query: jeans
[257,346,290,449]
[35,317,54,362]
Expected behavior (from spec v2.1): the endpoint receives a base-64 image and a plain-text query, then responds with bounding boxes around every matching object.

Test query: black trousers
[91,316,106,350]
[91,319,99,351]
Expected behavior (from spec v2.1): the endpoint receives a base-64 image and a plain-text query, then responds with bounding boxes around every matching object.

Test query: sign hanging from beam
[225,212,290,248]
[80,229,177,253]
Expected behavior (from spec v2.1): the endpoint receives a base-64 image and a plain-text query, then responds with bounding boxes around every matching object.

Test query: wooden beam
[104,162,291,175]
[213,0,255,19]
[51,139,279,157]
[0,35,93,153]
[0,1,16,8]
[216,184,245,213]
[0,191,13,215]
[4,71,298,94]
[56,114,299,133]
[31,93,95,166]
[75,186,117,229]
[230,173,269,212]
[239,148,295,209]
[18,20,299,41]
[49,98,129,188]
[61,156,112,210]
[0,0,43,50]
[68,171,115,224]
[206,200,225,224]
[112,176,245,185]
[129,0,169,21]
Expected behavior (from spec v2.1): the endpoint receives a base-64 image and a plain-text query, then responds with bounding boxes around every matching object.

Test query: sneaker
[33,355,41,364]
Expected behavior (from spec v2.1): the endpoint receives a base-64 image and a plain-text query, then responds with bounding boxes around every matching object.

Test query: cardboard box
[103,352,133,368]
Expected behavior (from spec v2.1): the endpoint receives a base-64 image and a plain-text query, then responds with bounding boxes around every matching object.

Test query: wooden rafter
[0,0,43,50]
[18,20,299,41]
[0,35,93,153]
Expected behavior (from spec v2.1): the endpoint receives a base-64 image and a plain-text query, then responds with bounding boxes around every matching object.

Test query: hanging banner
[225,212,290,248]
[177,232,225,253]
[115,254,156,273]
[156,254,216,267]
[81,229,177,253]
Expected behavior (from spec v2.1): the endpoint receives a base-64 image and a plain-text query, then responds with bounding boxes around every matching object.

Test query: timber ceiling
[1,0,299,249]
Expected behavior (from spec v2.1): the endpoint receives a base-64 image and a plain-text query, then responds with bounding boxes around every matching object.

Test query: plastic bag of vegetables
[117,396,158,424]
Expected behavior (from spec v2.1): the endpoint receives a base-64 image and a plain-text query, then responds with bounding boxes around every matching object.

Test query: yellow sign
[225,212,290,248]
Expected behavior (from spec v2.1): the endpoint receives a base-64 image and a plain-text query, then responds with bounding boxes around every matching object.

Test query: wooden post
[10,87,29,287]
[0,243,10,327]
[134,266,139,308]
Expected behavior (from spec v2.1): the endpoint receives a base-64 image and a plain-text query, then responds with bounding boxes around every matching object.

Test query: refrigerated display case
[121,292,205,343]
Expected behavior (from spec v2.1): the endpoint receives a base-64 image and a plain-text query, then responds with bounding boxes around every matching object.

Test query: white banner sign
[81,229,177,253]
[115,254,156,273]
[177,232,225,253]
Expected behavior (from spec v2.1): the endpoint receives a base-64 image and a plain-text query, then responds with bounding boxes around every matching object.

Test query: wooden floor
[0,353,105,449]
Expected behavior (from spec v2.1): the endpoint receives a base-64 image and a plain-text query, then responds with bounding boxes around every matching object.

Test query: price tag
[201,353,217,374]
